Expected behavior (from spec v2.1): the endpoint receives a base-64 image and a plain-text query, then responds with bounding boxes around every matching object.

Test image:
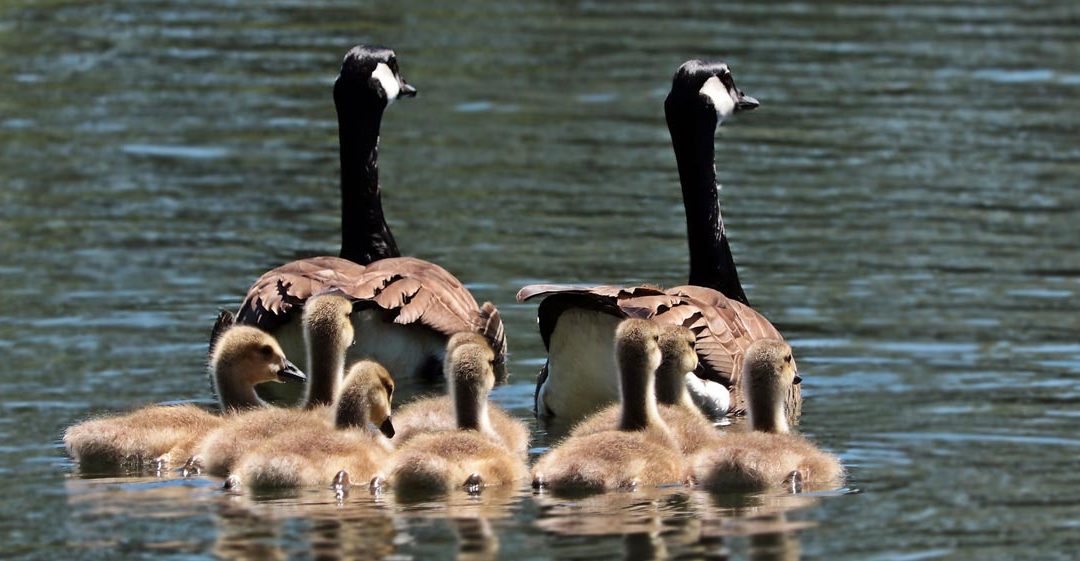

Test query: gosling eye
[260,345,275,358]
[783,354,792,363]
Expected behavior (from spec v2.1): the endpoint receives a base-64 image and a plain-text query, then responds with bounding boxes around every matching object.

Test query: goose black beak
[399,81,417,98]
[278,359,307,383]
[379,417,396,438]
[735,93,759,112]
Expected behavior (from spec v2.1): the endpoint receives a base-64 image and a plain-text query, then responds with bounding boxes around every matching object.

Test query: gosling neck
[654,361,697,411]
[453,382,494,435]
[336,90,400,265]
[304,335,346,409]
[212,363,266,412]
[617,358,663,433]
[665,100,749,307]
[334,387,373,431]
[746,379,790,434]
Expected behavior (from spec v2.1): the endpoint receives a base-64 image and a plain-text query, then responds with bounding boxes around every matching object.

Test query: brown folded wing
[517,283,799,416]
[232,256,508,377]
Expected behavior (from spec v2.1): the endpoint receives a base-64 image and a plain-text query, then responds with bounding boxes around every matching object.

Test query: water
[2,0,1078,559]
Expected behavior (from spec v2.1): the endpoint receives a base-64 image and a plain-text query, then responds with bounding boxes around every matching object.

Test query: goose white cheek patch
[372,62,401,102]
[699,76,735,120]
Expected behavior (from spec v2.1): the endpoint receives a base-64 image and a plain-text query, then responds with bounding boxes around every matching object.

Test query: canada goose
[531,319,689,492]
[694,340,843,491]
[385,339,527,495]
[518,60,796,423]
[390,333,529,458]
[188,293,355,477]
[226,360,396,490]
[63,326,304,471]
[211,45,507,405]
[567,325,718,455]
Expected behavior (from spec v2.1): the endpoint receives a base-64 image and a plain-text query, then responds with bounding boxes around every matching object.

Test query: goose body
[693,340,843,491]
[519,60,795,424]
[531,320,690,492]
[228,361,397,490]
[213,45,507,405]
[63,326,305,471]
[190,294,355,476]
[387,337,527,495]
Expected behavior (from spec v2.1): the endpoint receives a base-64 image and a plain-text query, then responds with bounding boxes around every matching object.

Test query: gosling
[531,319,690,492]
[385,339,527,496]
[227,360,396,490]
[188,293,355,476]
[63,326,305,471]
[692,339,843,491]
[567,325,718,455]
[389,332,528,458]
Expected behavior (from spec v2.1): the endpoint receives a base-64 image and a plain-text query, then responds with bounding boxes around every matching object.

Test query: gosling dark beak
[398,80,417,98]
[277,359,307,383]
[792,374,802,385]
[735,92,760,112]
[379,417,396,438]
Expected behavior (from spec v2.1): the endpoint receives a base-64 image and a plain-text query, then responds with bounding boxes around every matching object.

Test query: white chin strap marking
[372,62,401,103]
[699,76,735,121]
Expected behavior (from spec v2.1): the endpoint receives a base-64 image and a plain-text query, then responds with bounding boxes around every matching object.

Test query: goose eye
[260,345,274,358]
[783,354,792,363]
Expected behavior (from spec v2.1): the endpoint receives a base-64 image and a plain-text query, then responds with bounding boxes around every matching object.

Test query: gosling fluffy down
[387,337,527,494]
[228,360,396,490]
[568,325,718,456]
[62,326,304,471]
[693,339,843,491]
[532,319,690,491]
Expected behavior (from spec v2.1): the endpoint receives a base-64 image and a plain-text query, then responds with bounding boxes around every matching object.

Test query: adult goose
[212,46,507,404]
[518,60,796,423]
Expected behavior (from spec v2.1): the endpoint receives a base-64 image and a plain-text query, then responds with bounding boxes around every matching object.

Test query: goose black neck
[666,104,750,307]
[336,93,400,265]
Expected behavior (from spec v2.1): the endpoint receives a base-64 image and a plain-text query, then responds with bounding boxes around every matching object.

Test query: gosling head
[303,293,355,355]
[443,331,491,379]
[666,60,759,127]
[614,318,663,379]
[335,360,396,437]
[335,45,417,109]
[448,341,497,397]
[210,326,306,389]
[655,325,699,406]
[741,339,800,433]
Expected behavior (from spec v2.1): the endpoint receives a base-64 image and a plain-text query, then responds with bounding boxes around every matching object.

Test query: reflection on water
[63,476,835,561]
[2,0,1078,558]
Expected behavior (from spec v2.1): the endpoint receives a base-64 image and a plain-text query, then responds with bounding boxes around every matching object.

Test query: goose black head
[666,60,759,125]
[335,45,417,107]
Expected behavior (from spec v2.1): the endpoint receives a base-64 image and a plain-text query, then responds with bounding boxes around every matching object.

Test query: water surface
[1,0,1078,559]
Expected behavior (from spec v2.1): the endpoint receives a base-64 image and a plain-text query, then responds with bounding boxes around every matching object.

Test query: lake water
[2,0,1078,559]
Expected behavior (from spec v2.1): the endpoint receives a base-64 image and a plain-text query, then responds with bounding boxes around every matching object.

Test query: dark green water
[2,0,1078,559]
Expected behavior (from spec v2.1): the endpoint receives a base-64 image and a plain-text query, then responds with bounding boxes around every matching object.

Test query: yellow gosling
[567,325,718,455]
[693,339,843,491]
[386,339,527,495]
[531,319,689,492]
[188,293,354,477]
[227,360,396,490]
[62,326,304,471]
[390,332,528,458]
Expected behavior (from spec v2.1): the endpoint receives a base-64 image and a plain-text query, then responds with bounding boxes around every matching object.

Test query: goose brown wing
[340,257,509,378]
[517,284,677,349]
[234,256,367,331]
[667,285,798,416]
[518,283,799,416]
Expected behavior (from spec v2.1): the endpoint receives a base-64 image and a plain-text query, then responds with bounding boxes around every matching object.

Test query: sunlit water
[1,0,1078,559]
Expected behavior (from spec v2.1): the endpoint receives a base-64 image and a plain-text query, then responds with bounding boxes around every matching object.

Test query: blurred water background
[1,0,1078,559]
